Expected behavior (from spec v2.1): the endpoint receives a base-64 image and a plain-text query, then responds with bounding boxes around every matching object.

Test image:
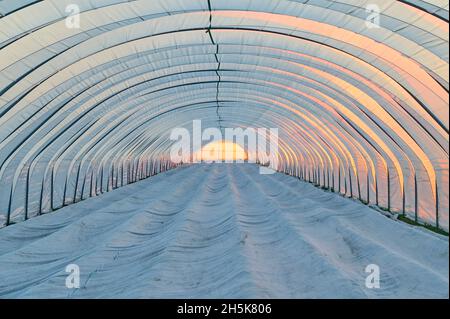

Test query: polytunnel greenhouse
[0,0,448,299]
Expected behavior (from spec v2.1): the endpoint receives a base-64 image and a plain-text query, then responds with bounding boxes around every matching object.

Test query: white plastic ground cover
[0,164,447,298]
[0,1,448,230]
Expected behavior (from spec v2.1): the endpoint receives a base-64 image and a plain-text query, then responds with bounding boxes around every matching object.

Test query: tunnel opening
[195,140,248,163]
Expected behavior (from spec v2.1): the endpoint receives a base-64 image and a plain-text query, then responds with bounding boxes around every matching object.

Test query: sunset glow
[197,141,248,162]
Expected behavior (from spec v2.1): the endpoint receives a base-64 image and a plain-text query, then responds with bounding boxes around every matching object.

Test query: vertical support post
[114,163,118,188]
[38,178,45,215]
[25,165,31,220]
[62,176,68,208]
[90,170,94,197]
[402,180,405,216]
[414,173,418,223]
[99,165,104,194]
[6,185,13,226]
[327,167,330,190]
[135,159,139,181]
[107,164,111,192]
[435,178,439,229]
[318,167,321,186]
[338,165,341,194]
[50,167,54,211]
[143,159,146,176]
[344,171,347,196]
[332,167,335,192]
[375,171,379,206]
[356,171,361,201]
[80,173,87,201]
[110,163,114,190]
[387,168,391,211]
[115,163,119,188]
[366,171,370,204]
[348,167,353,198]
[121,161,124,187]
[127,161,131,184]
[322,167,325,188]
[73,162,81,204]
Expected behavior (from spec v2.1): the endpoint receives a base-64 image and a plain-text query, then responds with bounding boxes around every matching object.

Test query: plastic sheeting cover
[0,0,448,230]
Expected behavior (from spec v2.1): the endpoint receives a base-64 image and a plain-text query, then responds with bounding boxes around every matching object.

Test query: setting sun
[196,141,248,162]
